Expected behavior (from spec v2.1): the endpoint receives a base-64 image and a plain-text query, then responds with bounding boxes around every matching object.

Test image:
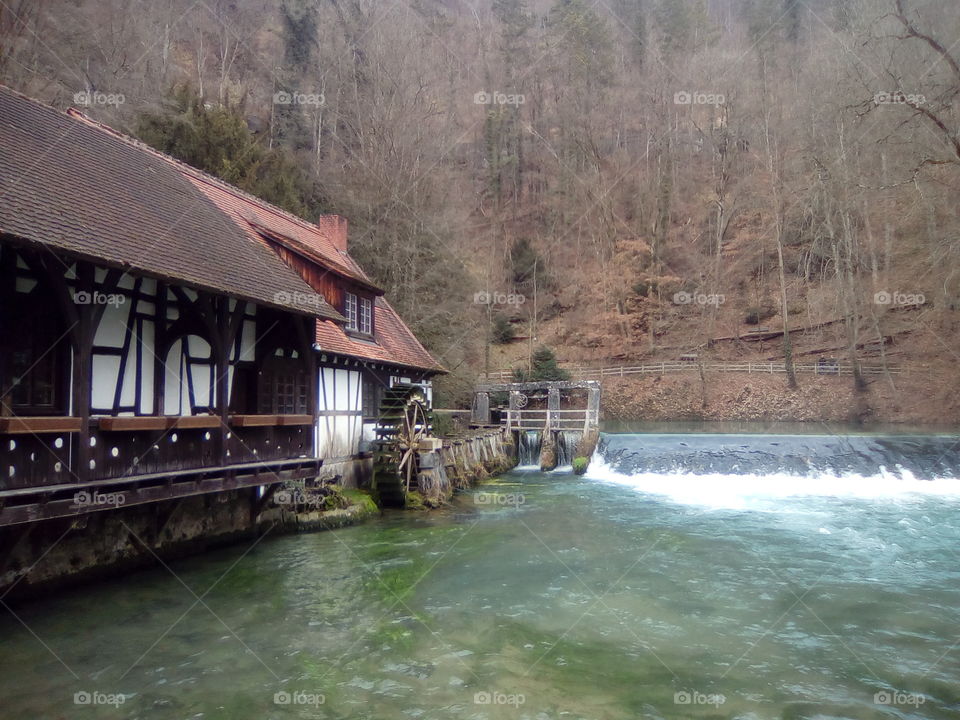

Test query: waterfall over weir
[518,431,543,466]
[517,430,585,468]
[556,431,581,468]
[587,432,960,510]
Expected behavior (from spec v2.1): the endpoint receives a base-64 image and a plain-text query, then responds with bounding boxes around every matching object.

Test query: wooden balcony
[0,415,320,526]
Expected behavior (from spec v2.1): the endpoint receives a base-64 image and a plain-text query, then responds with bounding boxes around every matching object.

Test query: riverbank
[600,369,958,425]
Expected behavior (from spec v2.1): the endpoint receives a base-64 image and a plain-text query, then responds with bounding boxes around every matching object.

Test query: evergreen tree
[510,237,547,289]
[785,0,802,42]
[136,86,324,219]
[654,0,692,57]
[514,346,571,381]
[491,314,516,344]
[546,0,613,86]
[274,0,318,151]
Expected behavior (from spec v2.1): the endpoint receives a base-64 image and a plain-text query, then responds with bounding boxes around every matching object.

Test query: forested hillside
[3,0,959,412]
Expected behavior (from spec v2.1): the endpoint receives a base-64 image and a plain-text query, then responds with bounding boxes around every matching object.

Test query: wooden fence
[480,360,901,383]
[502,408,599,431]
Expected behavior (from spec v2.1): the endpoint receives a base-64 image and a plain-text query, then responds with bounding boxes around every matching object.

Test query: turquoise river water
[1,429,959,719]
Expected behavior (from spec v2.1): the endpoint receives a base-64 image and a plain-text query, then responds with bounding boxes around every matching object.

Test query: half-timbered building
[169,159,445,481]
[0,85,442,532]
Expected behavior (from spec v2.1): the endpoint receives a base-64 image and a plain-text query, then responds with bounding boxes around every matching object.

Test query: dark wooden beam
[0,522,35,577]
[0,245,15,415]
[154,282,167,415]
[154,497,185,539]
[251,484,279,521]
[0,460,322,527]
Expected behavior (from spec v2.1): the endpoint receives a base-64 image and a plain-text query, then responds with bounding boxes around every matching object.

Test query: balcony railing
[1,415,316,491]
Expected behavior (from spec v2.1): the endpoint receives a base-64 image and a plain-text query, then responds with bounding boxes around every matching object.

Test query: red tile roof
[182,173,377,291]
[171,148,445,374]
[315,297,445,373]
[0,85,341,321]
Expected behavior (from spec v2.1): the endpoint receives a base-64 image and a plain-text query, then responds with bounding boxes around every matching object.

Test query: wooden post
[547,386,560,432]
[154,283,168,415]
[293,313,318,457]
[71,264,96,483]
[35,258,120,483]
[586,386,600,433]
[0,246,13,415]
[473,391,490,425]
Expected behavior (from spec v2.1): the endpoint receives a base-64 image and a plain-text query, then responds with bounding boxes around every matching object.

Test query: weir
[555,431,580,467]
[471,380,601,472]
[518,430,543,466]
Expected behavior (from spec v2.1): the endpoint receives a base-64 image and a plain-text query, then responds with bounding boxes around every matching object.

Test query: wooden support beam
[0,245,15,416]
[0,459,322,527]
[251,484,279,521]
[154,282,167,415]
[0,522,35,577]
[0,417,83,433]
[154,497,185,539]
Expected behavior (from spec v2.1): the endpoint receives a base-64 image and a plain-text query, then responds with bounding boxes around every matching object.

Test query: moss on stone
[341,488,379,517]
[404,491,430,511]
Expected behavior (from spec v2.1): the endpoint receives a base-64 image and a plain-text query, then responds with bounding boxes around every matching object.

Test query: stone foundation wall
[408,429,516,506]
[0,456,378,602]
[0,488,261,601]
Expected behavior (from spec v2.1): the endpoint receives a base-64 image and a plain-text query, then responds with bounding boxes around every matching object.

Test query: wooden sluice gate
[471,381,601,473]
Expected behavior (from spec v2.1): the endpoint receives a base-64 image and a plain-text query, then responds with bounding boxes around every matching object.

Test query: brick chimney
[318,214,348,253]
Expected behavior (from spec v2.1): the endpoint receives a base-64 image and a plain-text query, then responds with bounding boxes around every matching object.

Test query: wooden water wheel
[372,384,432,508]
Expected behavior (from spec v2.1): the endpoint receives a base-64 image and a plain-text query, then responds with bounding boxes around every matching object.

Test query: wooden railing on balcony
[1,415,316,491]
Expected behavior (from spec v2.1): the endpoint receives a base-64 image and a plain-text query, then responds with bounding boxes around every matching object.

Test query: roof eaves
[244,218,385,296]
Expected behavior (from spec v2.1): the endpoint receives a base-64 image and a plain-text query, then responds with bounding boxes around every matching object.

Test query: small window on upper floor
[359,297,372,335]
[345,292,373,336]
[345,292,358,331]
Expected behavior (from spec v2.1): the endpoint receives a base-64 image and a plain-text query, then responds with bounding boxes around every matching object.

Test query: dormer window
[345,292,358,330]
[345,292,373,336]
[359,296,372,334]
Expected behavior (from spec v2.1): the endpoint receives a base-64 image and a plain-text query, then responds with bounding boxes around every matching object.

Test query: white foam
[585,455,960,511]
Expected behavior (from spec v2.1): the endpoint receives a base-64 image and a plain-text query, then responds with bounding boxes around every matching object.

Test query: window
[359,297,372,335]
[362,375,380,419]
[345,292,358,331]
[7,282,67,415]
[345,292,373,335]
[258,353,309,414]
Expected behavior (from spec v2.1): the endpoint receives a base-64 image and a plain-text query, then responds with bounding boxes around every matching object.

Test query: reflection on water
[1,431,959,719]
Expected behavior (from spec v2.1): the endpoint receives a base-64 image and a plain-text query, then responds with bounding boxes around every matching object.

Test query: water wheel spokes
[373,384,432,507]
